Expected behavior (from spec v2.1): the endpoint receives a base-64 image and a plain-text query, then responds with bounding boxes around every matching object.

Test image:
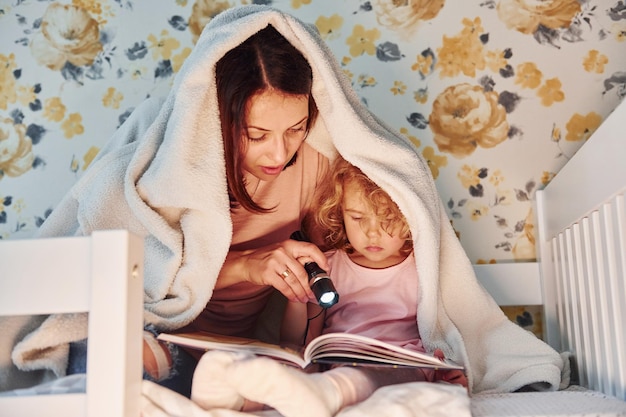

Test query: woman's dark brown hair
[216,24,318,213]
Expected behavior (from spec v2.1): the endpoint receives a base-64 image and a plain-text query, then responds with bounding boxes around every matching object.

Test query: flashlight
[290,231,339,308]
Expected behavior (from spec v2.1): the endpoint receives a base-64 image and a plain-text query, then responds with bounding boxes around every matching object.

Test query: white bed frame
[476,98,626,403]
[0,230,144,417]
[536,99,626,401]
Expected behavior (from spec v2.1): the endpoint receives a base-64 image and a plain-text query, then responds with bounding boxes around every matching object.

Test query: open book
[157,331,463,371]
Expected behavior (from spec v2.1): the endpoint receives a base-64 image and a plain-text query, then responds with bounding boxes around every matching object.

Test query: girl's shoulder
[324,249,351,270]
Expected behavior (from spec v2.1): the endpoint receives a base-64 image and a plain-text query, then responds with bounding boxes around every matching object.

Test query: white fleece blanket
[140,378,472,417]
[3,4,565,397]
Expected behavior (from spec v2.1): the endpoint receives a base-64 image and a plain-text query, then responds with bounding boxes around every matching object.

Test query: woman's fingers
[272,261,313,303]
[245,240,322,302]
[285,239,329,271]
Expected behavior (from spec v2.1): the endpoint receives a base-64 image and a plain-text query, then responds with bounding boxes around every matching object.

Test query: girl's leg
[192,351,344,417]
[191,352,434,416]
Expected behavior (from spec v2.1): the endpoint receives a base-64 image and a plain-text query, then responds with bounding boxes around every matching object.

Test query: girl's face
[242,89,309,182]
[342,182,408,269]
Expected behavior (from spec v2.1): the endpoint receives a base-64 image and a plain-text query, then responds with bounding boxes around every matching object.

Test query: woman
[144,25,332,394]
[32,22,331,396]
[10,4,564,408]
[197,24,329,332]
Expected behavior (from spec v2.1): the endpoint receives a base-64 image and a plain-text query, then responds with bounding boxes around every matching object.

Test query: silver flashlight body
[304,261,339,308]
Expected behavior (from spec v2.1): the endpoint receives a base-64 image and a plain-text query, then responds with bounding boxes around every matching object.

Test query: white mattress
[0,374,86,397]
[472,385,626,417]
[3,376,626,417]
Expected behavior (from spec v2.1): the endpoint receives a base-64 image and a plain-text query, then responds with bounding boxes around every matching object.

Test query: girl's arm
[280,300,309,349]
[304,303,325,345]
[280,300,326,349]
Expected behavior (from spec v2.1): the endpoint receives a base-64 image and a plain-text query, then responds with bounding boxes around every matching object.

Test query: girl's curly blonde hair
[314,157,413,255]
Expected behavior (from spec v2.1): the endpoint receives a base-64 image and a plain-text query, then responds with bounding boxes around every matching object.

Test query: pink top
[190,143,328,338]
[322,250,425,353]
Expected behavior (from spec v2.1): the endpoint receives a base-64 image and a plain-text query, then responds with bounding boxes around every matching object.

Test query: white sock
[224,357,340,417]
[191,351,376,417]
[191,350,250,411]
[191,351,375,417]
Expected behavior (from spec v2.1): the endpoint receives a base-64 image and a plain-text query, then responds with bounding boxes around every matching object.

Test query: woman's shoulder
[299,143,330,182]
[300,142,327,161]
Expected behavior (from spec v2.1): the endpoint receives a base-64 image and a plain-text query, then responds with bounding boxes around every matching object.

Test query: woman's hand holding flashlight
[216,238,329,304]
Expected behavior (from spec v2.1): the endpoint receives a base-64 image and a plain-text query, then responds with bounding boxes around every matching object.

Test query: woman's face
[242,89,309,182]
[342,182,407,269]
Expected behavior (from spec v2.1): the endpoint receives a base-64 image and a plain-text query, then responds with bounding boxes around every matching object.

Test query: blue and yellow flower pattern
[1,0,624,269]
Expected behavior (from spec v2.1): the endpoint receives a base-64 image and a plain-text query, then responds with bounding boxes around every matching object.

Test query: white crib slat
[554,235,568,352]
[580,217,602,392]
[615,194,626,401]
[602,197,626,396]
[590,210,614,397]
[586,213,602,394]
[563,230,581,365]
[613,194,626,396]
[570,223,588,388]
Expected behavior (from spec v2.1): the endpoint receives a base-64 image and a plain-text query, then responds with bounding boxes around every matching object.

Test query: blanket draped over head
[3,5,564,394]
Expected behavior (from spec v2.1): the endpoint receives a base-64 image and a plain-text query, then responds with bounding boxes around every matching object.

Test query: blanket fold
[3,4,564,394]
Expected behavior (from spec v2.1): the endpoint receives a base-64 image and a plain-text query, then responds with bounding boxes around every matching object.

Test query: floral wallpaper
[1,0,625,268]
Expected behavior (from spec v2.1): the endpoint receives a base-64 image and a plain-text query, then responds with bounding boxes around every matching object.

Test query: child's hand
[433,349,468,388]
[143,331,172,381]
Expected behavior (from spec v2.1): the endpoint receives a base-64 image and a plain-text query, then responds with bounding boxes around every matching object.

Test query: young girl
[289,155,424,348]
[286,157,448,353]
[187,157,467,416]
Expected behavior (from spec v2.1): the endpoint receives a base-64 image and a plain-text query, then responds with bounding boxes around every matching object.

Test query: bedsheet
[472,385,626,416]
[3,374,626,417]
[0,374,85,397]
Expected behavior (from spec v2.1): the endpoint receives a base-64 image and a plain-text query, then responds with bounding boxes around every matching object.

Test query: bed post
[535,190,561,351]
